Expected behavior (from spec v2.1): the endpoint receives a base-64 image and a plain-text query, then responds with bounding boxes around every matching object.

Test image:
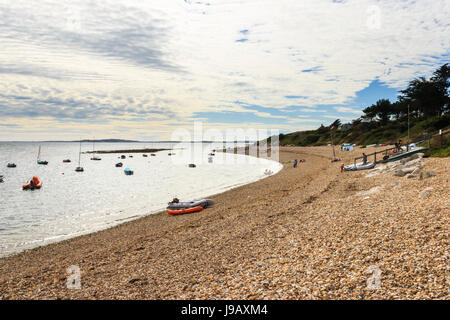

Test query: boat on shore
[168,206,203,216]
[379,147,428,163]
[167,199,214,210]
[344,162,375,171]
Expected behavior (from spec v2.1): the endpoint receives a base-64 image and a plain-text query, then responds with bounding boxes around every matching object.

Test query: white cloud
[0,0,449,140]
[334,107,363,114]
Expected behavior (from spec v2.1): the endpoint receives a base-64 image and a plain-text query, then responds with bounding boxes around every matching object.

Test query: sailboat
[75,140,84,172]
[37,146,48,165]
[90,139,101,161]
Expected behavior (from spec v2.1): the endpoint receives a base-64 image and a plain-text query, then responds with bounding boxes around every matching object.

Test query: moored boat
[63,159,71,163]
[115,162,123,167]
[7,163,16,168]
[23,176,42,190]
[37,146,48,165]
[75,140,84,172]
[124,168,134,175]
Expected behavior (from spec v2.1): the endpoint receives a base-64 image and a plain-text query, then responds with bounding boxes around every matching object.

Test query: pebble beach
[0,146,448,300]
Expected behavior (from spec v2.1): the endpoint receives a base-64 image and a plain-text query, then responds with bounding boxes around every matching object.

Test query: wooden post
[374,151,377,164]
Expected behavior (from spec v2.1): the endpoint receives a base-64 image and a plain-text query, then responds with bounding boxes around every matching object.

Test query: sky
[0,0,449,141]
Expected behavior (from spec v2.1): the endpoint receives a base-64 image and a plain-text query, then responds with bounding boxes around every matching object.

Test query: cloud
[0,0,449,140]
[334,107,362,114]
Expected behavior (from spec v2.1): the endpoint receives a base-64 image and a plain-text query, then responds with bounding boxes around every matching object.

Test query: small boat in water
[188,163,196,168]
[150,153,156,156]
[121,155,126,159]
[0,175,3,183]
[37,146,48,165]
[63,159,71,163]
[124,168,134,175]
[115,162,123,167]
[23,176,42,190]
[344,162,375,171]
[90,140,101,160]
[75,140,84,172]
[7,163,16,168]
[143,154,148,157]
[168,206,203,216]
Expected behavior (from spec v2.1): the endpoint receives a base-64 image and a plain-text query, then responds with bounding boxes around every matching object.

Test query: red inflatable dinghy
[167,206,203,216]
[23,176,42,190]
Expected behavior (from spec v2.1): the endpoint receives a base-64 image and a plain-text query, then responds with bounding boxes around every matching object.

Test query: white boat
[344,162,375,171]
[75,140,84,172]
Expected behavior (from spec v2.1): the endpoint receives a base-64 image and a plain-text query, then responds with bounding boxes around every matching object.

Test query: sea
[0,141,282,257]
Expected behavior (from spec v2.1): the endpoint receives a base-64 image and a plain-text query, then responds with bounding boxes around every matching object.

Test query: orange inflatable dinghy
[23,176,42,190]
[167,206,203,216]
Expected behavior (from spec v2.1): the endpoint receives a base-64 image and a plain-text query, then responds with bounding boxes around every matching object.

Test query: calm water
[0,142,282,257]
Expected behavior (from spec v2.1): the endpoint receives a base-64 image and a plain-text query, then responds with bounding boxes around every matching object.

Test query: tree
[329,119,341,130]
[362,99,392,125]
[399,64,449,117]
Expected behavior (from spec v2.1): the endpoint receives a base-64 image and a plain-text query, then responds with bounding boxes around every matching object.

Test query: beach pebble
[419,187,433,198]
[393,169,407,177]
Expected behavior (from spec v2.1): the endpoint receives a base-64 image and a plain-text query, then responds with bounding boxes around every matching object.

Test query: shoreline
[0,154,283,259]
[0,146,447,299]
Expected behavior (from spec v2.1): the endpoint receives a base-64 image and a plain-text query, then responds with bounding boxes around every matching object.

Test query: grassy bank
[279,114,450,150]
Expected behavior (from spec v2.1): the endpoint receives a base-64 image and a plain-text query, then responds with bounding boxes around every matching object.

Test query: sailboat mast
[37,145,41,161]
[78,140,82,166]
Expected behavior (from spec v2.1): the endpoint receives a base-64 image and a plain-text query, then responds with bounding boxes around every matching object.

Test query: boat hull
[167,199,214,210]
[344,162,375,171]
[168,206,203,216]
[379,147,427,163]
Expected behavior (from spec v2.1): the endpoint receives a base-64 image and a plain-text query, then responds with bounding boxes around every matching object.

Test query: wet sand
[0,146,448,299]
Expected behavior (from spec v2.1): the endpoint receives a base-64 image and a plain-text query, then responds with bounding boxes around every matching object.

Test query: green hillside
[278,64,450,155]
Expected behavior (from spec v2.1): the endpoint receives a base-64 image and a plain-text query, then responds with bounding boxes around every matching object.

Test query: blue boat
[124,168,134,175]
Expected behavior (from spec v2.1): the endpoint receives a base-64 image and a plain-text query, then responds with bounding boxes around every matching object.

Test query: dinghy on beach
[167,199,214,210]
[168,206,203,216]
[344,162,375,171]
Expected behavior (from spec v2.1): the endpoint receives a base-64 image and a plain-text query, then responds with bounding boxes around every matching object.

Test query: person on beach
[293,159,297,168]
[362,153,368,164]
[340,163,344,173]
